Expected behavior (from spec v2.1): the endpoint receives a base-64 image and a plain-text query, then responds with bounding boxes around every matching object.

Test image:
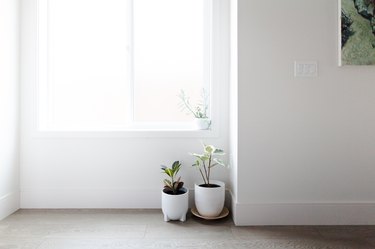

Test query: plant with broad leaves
[191,144,226,186]
[161,161,184,195]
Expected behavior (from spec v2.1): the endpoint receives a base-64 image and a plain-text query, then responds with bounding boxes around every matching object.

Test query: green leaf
[172,161,181,172]
[164,179,172,188]
[204,145,215,154]
[165,168,174,177]
[209,163,218,168]
[164,186,173,193]
[191,153,203,157]
[177,181,184,190]
[191,153,209,161]
[213,148,225,155]
[213,158,225,166]
[192,160,201,167]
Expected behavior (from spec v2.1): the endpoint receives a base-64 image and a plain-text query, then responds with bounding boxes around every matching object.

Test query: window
[37,0,226,131]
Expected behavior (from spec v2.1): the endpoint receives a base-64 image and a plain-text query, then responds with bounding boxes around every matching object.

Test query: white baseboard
[21,188,233,209]
[0,192,20,220]
[232,200,375,225]
[21,188,163,209]
[19,188,375,225]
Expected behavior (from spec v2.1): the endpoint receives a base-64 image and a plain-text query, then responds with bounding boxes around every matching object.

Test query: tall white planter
[161,187,189,222]
[194,180,225,217]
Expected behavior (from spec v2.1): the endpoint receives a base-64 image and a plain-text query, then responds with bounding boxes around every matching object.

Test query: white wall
[229,0,238,217]
[0,0,20,220]
[233,0,375,225]
[20,0,230,208]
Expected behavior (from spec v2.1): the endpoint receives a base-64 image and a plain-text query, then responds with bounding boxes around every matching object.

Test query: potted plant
[191,144,226,217]
[178,89,211,130]
[161,161,189,222]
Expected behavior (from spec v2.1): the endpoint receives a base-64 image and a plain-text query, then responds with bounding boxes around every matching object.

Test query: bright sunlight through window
[37,0,212,131]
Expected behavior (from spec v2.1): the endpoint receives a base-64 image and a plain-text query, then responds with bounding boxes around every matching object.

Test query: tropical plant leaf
[213,158,225,166]
[191,153,209,161]
[163,186,173,193]
[161,161,185,194]
[163,179,172,188]
[177,181,184,190]
[192,159,200,167]
[209,163,218,168]
[190,143,226,185]
[190,152,202,157]
[166,171,172,177]
[204,145,215,154]
[172,181,179,190]
[213,148,225,155]
[172,161,181,172]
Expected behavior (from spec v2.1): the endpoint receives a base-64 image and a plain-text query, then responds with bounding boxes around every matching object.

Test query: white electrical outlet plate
[294,61,318,78]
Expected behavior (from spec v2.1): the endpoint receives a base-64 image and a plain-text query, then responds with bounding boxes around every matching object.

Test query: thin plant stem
[198,167,207,185]
[207,155,212,185]
[202,161,209,185]
[181,97,198,118]
[171,174,177,194]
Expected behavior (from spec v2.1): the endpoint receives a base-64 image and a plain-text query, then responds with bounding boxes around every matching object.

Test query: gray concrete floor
[0,209,375,248]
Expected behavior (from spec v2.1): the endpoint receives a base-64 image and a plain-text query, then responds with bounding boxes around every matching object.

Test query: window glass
[38,0,211,130]
[133,0,206,122]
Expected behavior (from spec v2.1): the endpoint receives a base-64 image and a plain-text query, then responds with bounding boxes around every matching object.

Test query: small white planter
[194,180,225,217]
[194,118,211,130]
[161,187,189,222]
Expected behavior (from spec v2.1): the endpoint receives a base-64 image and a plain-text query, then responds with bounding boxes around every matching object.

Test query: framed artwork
[340,0,375,65]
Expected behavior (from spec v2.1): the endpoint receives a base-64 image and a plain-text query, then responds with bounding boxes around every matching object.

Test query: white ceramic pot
[194,180,225,217]
[194,118,211,130]
[161,187,189,222]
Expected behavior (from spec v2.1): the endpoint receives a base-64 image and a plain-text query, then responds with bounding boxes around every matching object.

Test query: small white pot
[194,118,211,130]
[161,187,189,222]
[194,180,225,217]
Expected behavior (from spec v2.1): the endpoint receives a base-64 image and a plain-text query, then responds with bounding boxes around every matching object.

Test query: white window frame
[26,0,229,138]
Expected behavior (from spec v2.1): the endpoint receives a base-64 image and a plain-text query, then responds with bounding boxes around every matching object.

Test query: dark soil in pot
[163,189,187,195]
[199,184,220,188]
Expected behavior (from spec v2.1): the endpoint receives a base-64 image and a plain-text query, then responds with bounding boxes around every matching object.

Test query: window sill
[31,128,219,139]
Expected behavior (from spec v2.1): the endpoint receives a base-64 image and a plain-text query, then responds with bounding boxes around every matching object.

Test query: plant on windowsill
[161,161,189,222]
[191,143,226,218]
[178,89,211,130]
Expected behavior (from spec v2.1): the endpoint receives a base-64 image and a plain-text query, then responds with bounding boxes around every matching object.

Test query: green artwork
[340,0,375,65]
